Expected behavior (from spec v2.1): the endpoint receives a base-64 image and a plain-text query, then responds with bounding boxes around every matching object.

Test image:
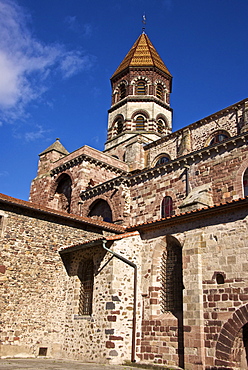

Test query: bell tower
[104,33,173,169]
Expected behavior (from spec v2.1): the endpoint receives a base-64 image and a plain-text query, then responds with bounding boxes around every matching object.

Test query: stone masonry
[1,32,248,370]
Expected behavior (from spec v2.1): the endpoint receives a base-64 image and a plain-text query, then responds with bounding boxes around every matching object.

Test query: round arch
[151,190,176,220]
[152,153,171,167]
[112,114,125,136]
[51,173,73,213]
[87,198,113,223]
[147,235,183,316]
[215,303,248,368]
[205,129,230,146]
[131,109,150,120]
[233,158,248,198]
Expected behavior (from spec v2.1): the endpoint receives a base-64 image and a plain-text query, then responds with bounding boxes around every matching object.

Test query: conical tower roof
[112,33,171,79]
[39,138,69,156]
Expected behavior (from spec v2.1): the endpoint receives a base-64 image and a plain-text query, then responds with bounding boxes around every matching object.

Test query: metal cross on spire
[142,14,146,33]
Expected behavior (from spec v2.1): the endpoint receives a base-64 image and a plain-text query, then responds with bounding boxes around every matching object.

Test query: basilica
[1,33,248,369]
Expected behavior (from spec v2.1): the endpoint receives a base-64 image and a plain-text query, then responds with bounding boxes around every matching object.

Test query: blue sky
[0,0,248,201]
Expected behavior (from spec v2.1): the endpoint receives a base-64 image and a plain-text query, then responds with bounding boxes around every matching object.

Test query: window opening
[88,199,113,222]
[210,132,229,145]
[38,347,48,356]
[120,84,126,100]
[78,260,94,316]
[161,239,183,312]
[161,196,173,218]
[216,273,225,284]
[157,119,165,134]
[136,81,146,95]
[242,323,248,367]
[156,84,163,100]
[156,156,170,166]
[135,115,145,131]
[117,119,123,135]
[243,168,248,197]
[54,174,72,213]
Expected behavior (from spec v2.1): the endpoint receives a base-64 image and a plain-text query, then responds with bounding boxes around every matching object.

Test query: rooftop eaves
[0,193,125,233]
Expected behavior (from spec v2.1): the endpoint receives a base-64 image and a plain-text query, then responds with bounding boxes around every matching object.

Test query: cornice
[108,96,172,114]
[51,153,128,177]
[80,175,125,201]
[144,97,248,150]
[111,64,172,82]
[80,132,248,200]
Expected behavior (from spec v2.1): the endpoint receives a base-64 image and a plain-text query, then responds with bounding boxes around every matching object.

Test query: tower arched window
[161,196,173,218]
[136,81,146,95]
[78,259,94,316]
[119,84,126,100]
[117,118,123,135]
[157,119,165,134]
[156,84,164,100]
[243,168,248,197]
[135,115,145,131]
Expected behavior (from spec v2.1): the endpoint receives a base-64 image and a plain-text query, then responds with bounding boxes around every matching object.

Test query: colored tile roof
[126,197,248,231]
[0,193,125,233]
[112,33,171,78]
[59,231,140,253]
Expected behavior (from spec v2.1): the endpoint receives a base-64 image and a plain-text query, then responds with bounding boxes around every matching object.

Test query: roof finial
[142,13,146,34]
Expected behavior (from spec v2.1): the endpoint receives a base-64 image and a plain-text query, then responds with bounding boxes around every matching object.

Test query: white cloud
[0,0,94,124]
[13,123,51,142]
[24,125,50,142]
[60,51,93,78]
[64,15,93,38]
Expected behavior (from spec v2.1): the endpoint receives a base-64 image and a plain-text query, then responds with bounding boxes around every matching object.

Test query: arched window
[78,259,94,316]
[119,84,126,100]
[157,119,165,134]
[88,199,112,222]
[135,115,145,131]
[161,196,173,218]
[156,155,170,166]
[243,168,248,197]
[209,131,229,145]
[156,84,164,100]
[54,174,72,213]
[161,236,183,313]
[117,118,123,135]
[136,81,146,95]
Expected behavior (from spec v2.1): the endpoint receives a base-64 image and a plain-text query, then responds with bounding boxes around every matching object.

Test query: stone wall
[0,199,118,360]
[146,98,247,165]
[30,146,128,216]
[132,200,248,369]
[81,135,248,226]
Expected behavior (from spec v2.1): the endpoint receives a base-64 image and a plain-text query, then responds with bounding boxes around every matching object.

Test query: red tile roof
[59,231,140,253]
[126,197,248,231]
[0,193,125,233]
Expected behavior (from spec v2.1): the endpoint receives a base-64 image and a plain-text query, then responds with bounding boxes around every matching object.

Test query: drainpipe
[102,240,137,363]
